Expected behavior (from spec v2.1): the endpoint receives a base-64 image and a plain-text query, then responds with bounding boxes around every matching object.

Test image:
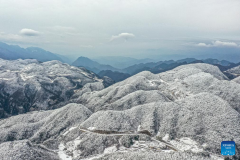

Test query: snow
[81,71,92,78]
[0,78,14,81]
[226,65,240,75]
[137,125,142,132]
[210,154,224,160]
[180,137,197,145]
[1,62,240,159]
[162,134,169,141]
[74,138,82,147]
[20,74,34,81]
[82,154,105,160]
[69,127,77,131]
[63,127,78,136]
[0,58,102,118]
[202,143,208,148]
[104,146,118,154]
[169,137,203,153]
[88,127,96,131]
[58,143,72,160]
[148,80,155,86]
[162,150,174,153]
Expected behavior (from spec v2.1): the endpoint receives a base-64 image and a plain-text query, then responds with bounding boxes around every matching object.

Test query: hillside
[225,65,240,79]
[0,59,110,118]
[0,42,66,63]
[93,56,156,69]
[98,70,131,82]
[0,63,239,159]
[72,57,120,73]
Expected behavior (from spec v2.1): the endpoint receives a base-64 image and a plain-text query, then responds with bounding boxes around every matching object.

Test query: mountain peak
[0,42,65,63]
[76,56,93,61]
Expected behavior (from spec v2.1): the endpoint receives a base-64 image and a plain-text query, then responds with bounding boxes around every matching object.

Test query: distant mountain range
[98,70,131,82]
[122,58,235,74]
[92,56,157,69]
[0,42,69,63]
[1,41,239,82]
[72,56,240,82]
[72,56,121,73]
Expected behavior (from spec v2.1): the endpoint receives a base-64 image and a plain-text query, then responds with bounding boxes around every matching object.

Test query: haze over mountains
[0,60,240,159]
[92,56,157,69]
[0,42,67,63]
[0,42,240,160]
[72,56,121,74]
[1,0,240,159]
[98,70,131,82]
[72,56,240,83]
[2,41,240,84]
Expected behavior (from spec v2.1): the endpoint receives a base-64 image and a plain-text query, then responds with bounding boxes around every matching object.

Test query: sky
[0,0,240,61]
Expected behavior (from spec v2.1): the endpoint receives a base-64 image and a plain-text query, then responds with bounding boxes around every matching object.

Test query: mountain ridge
[72,56,121,73]
[0,58,112,118]
[0,62,239,159]
[0,42,67,63]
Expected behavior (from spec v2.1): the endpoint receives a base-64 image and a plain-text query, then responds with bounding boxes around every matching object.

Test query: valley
[0,59,239,159]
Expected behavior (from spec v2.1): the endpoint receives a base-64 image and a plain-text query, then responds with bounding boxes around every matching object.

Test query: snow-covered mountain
[0,63,239,160]
[0,59,110,118]
[226,65,240,78]
[233,76,240,84]
[229,65,240,84]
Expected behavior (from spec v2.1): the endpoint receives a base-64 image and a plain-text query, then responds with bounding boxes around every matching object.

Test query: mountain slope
[67,63,239,159]
[233,76,240,84]
[0,103,92,159]
[227,65,240,75]
[150,62,188,74]
[0,59,105,118]
[225,65,240,79]
[72,56,120,73]
[25,47,63,62]
[0,140,59,160]
[72,63,229,112]
[92,56,156,69]
[80,93,240,156]
[98,70,131,82]
[0,42,67,63]
[202,58,232,66]
[0,63,239,159]
[0,103,92,144]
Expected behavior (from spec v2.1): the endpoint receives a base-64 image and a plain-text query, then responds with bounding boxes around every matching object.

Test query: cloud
[213,41,238,47]
[111,33,135,41]
[19,28,40,36]
[197,43,208,47]
[196,41,239,48]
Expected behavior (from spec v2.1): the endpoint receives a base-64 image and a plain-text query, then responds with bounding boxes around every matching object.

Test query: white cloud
[111,33,135,41]
[1,0,240,57]
[197,43,208,47]
[196,41,239,48]
[19,28,40,36]
[213,41,238,47]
